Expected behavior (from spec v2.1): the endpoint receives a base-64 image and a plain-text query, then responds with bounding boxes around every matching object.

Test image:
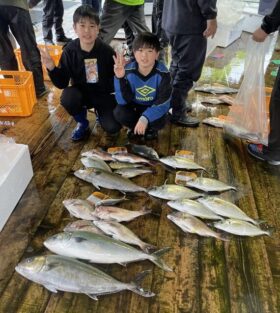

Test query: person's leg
[0,10,18,70]
[145,114,167,140]
[8,7,46,97]
[113,104,140,129]
[42,0,55,44]
[126,5,150,36]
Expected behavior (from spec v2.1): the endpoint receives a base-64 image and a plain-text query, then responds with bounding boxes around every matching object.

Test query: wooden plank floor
[1,33,280,313]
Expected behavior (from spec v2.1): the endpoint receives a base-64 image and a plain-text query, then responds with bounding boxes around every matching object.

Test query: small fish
[167,199,223,220]
[109,161,143,169]
[131,144,160,161]
[91,206,151,222]
[167,212,228,241]
[160,156,205,171]
[202,117,226,128]
[74,169,147,193]
[80,157,112,172]
[198,197,258,225]
[44,231,172,271]
[214,219,271,237]
[148,184,202,200]
[64,220,104,235]
[115,167,153,178]
[194,84,238,94]
[112,153,151,165]
[62,199,95,220]
[87,192,127,206]
[93,220,156,253]
[15,255,155,299]
[186,177,236,192]
[201,97,225,105]
[81,148,114,161]
[218,95,235,105]
[223,123,261,142]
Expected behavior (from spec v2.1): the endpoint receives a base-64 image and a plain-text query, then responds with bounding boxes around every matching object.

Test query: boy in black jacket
[40,5,121,141]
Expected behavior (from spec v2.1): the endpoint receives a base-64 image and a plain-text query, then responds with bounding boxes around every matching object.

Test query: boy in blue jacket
[113,32,171,140]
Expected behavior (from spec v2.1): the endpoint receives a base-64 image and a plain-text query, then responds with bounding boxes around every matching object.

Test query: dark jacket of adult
[0,0,29,10]
[162,0,217,35]
[261,0,280,34]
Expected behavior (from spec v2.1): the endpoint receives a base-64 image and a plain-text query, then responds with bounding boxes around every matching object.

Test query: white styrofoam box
[215,17,245,48]
[0,143,33,231]
[242,13,263,33]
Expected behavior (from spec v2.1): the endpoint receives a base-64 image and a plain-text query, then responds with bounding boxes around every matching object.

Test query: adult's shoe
[170,115,199,127]
[247,144,280,165]
[44,39,55,46]
[71,123,90,141]
[56,36,72,45]
[145,129,158,140]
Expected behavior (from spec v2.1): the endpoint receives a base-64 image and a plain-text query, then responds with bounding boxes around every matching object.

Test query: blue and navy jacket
[114,60,171,123]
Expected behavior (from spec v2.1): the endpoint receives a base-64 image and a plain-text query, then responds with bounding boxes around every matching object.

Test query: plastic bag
[225,37,271,144]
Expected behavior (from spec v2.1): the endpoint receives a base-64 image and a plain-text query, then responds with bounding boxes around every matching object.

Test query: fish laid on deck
[167,212,228,241]
[93,220,156,252]
[63,199,95,220]
[194,84,238,94]
[131,144,160,160]
[202,117,227,128]
[44,231,172,271]
[91,205,151,222]
[214,219,271,237]
[81,148,114,161]
[87,192,127,206]
[186,177,236,192]
[64,220,105,235]
[109,161,144,169]
[74,169,147,193]
[148,184,202,200]
[198,197,259,225]
[160,156,205,171]
[112,152,152,165]
[80,156,112,172]
[15,255,155,299]
[167,199,223,220]
[114,167,153,178]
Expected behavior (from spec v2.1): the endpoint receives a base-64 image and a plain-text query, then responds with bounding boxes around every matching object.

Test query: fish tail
[140,242,157,254]
[128,270,155,297]
[150,247,172,272]
[216,233,230,242]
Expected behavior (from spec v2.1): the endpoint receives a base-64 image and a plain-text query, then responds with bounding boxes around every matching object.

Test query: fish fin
[140,242,157,254]
[44,284,58,293]
[119,262,127,267]
[86,294,99,300]
[151,247,172,272]
[92,183,100,190]
[163,179,168,185]
[128,270,155,298]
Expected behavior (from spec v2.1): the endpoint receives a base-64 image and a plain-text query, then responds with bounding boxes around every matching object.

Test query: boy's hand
[134,116,148,135]
[203,19,217,38]
[39,45,55,71]
[252,27,268,42]
[113,53,125,78]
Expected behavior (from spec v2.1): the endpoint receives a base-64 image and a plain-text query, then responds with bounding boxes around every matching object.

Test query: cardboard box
[0,143,33,231]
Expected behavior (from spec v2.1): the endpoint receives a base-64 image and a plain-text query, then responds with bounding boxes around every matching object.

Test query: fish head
[74,169,91,180]
[15,256,46,276]
[167,212,184,222]
[44,232,72,251]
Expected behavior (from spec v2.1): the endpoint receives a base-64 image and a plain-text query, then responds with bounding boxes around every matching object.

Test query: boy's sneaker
[145,129,158,140]
[71,123,90,141]
[247,144,280,165]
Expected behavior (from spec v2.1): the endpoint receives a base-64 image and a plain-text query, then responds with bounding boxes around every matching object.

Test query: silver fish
[131,144,159,160]
[81,148,114,161]
[148,184,202,200]
[87,193,127,206]
[223,123,261,142]
[109,161,143,169]
[214,219,271,237]
[93,220,156,253]
[198,197,258,225]
[201,97,225,105]
[80,157,112,172]
[194,84,238,94]
[167,199,223,220]
[63,199,95,220]
[160,156,205,171]
[186,177,236,192]
[115,167,153,178]
[44,231,172,271]
[74,169,147,193]
[91,205,151,222]
[15,255,154,299]
[64,220,104,235]
[167,212,228,241]
[202,117,226,128]
[112,153,151,164]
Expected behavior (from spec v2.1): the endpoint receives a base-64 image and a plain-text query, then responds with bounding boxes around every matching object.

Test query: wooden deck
[1,33,280,313]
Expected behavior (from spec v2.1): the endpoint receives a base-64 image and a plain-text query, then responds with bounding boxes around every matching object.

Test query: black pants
[266,67,280,159]
[42,0,65,41]
[0,6,45,95]
[113,104,166,131]
[61,86,121,134]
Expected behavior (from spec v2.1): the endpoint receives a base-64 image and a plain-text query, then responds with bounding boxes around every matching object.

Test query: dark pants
[152,0,168,48]
[81,0,101,13]
[266,67,280,159]
[61,86,121,134]
[0,6,45,95]
[42,0,65,41]
[166,32,206,115]
[113,104,166,131]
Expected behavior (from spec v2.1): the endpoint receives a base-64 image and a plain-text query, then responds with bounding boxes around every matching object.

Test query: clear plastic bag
[225,37,271,144]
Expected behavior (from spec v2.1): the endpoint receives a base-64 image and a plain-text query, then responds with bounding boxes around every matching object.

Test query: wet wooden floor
[1,33,280,313]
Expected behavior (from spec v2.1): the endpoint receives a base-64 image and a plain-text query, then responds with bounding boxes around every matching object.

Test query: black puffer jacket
[162,0,217,35]
[261,0,280,34]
